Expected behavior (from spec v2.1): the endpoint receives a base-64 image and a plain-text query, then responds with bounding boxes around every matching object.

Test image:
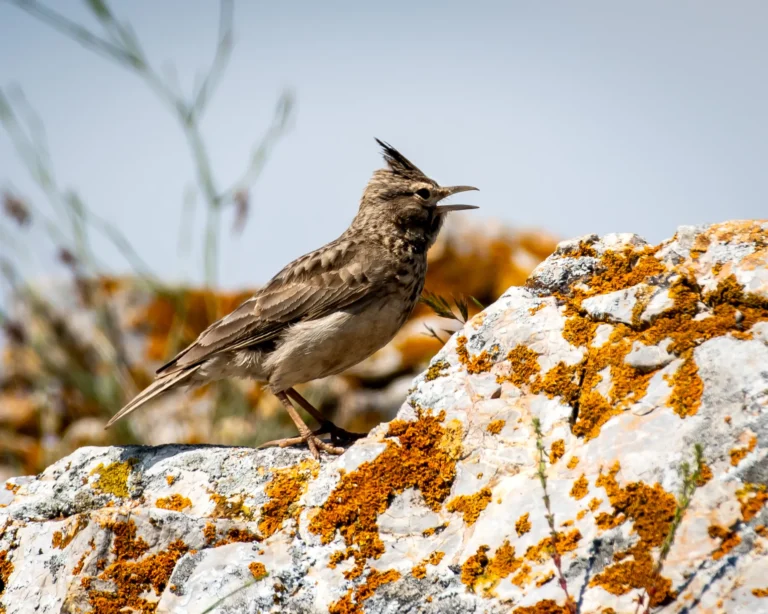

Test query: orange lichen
[461,541,525,594]
[248,561,268,581]
[213,527,259,547]
[165,475,176,486]
[425,359,450,381]
[203,523,217,545]
[536,571,555,587]
[0,550,13,599]
[753,588,768,597]
[524,529,582,564]
[259,459,318,538]
[513,600,571,614]
[519,240,768,440]
[82,518,189,614]
[447,487,492,526]
[516,512,532,536]
[697,463,713,487]
[51,514,89,549]
[549,439,565,464]
[155,494,192,511]
[709,525,742,560]
[730,435,758,466]
[588,498,603,512]
[4,483,19,494]
[486,419,506,435]
[498,345,541,388]
[309,410,460,579]
[210,492,253,519]
[328,569,401,614]
[737,484,768,522]
[589,462,677,606]
[412,551,444,579]
[570,475,589,500]
[562,315,597,348]
[421,523,448,538]
[511,564,533,587]
[664,356,703,417]
[456,335,496,374]
[755,525,767,538]
[567,456,579,470]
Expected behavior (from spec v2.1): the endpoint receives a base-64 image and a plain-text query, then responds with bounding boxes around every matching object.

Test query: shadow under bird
[106,139,478,458]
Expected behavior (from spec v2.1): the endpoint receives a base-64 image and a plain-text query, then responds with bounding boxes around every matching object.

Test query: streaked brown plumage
[106,139,478,457]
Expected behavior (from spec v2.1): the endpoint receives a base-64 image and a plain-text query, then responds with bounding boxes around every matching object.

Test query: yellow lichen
[425,359,450,381]
[515,512,532,536]
[209,492,253,519]
[753,588,768,598]
[309,410,460,579]
[486,419,506,435]
[259,459,318,538]
[165,475,176,486]
[248,561,267,580]
[569,475,589,500]
[566,456,579,470]
[549,439,565,464]
[90,459,137,498]
[155,494,192,511]
[447,487,492,526]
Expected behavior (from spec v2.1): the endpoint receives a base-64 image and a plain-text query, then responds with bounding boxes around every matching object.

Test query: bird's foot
[259,431,344,460]
[314,421,367,445]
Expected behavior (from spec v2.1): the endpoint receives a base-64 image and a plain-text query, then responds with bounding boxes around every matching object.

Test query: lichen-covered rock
[1,220,767,613]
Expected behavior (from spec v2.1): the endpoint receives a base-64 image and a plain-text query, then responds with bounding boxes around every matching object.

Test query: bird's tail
[105,366,200,429]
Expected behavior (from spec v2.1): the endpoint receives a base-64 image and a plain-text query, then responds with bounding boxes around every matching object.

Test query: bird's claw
[314,421,366,445]
[259,432,344,459]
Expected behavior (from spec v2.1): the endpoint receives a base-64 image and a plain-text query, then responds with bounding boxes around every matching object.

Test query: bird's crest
[375,138,429,181]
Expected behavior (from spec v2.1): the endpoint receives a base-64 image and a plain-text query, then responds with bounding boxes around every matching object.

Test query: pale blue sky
[1,1,767,289]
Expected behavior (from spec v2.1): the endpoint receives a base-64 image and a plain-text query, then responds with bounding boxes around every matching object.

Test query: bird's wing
[156,239,389,375]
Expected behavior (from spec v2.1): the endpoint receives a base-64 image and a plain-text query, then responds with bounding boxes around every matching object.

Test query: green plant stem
[532,417,576,614]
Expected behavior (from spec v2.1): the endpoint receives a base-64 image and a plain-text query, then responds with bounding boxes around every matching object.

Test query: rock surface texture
[2,220,767,614]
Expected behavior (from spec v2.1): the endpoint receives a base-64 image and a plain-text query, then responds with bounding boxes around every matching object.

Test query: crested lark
[106,139,478,458]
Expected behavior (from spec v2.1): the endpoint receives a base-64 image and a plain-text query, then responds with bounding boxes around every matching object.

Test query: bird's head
[353,139,478,250]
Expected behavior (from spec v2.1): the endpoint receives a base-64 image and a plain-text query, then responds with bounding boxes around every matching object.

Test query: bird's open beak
[435,185,479,213]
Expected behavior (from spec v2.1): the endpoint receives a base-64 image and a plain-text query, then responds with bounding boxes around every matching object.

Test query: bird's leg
[286,388,366,445]
[260,391,343,459]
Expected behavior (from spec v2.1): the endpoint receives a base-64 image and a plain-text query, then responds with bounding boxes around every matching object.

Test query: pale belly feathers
[264,295,409,391]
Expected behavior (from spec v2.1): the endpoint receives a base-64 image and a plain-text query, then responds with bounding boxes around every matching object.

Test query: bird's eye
[415,188,431,200]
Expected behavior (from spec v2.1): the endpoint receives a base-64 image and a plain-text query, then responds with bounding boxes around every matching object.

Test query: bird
[106,139,478,458]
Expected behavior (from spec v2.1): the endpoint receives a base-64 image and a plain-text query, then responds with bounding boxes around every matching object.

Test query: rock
[1,220,767,613]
